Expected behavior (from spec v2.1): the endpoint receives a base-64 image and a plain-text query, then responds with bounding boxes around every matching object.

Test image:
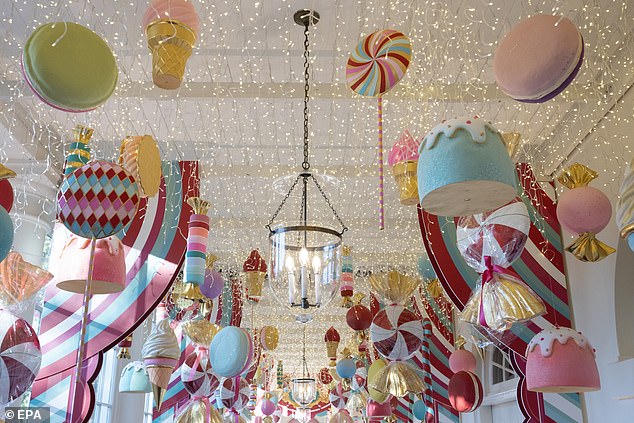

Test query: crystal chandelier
[266,9,347,324]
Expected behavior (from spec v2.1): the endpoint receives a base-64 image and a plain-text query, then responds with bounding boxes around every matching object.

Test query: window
[143,393,153,423]
[92,348,118,423]
[491,348,515,385]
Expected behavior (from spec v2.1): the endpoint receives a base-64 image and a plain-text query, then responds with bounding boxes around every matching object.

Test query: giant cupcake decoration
[142,0,200,89]
[388,130,420,205]
[494,15,583,103]
[526,326,600,393]
[417,116,517,217]
[142,318,181,409]
[557,163,615,262]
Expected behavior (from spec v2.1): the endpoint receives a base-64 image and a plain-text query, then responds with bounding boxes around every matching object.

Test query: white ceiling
[1,0,634,372]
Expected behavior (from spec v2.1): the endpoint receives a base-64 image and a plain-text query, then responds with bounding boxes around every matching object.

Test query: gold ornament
[368,270,420,304]
[369,361,426,398]
[175,399,222,423]
[566,232,616,262]
[501,132,521,159]
[558,163,598,189]
[181,319,220,346]
[187,197,211,215]
[0,164,16,180]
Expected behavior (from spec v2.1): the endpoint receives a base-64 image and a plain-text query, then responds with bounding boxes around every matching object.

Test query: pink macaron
[494,15,583,103]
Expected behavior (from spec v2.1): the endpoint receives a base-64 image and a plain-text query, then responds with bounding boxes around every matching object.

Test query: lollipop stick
[67,237,96,422]
[378,96,385,230]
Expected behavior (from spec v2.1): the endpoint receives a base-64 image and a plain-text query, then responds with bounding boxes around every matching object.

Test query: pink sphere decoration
[260,399,276,416]
[366,399,392,420]
[142,0,200,34]
[449,349,477,373]
[556,187,612,235]
[526,326,600,393]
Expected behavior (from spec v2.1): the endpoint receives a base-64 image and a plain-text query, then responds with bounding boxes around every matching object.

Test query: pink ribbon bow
[478,256,520,328]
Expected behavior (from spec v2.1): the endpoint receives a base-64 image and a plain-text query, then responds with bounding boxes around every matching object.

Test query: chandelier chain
[302,23,310,171]
[311,174,348,233]
[265,173,302,230]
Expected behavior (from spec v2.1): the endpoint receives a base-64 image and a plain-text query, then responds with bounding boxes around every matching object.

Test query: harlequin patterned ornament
[370,304,424,361]
[180,349,218,397]
[57,161,140,239]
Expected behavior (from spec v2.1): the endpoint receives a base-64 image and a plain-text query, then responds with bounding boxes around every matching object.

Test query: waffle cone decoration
[119,135,161,198]
[146,20,195,89]
[147,365,172,409]
[556,163,614,262]
[368,270,420,305]
[243,250,266,302]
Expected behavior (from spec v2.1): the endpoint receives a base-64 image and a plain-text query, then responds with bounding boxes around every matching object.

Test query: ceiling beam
[0,80,598,102]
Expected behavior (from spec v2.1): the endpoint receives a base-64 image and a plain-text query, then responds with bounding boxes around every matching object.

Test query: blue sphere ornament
[336,358,357,379]
[412,399,427,420]
[417,255,437,281]
[0,207,13,262]
[418,116,517,217]
[627,233,634,252]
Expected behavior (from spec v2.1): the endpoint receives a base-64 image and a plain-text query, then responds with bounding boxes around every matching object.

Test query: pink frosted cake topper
[527,326,595,358]
[419,116,500,151]
[387,130,420,166]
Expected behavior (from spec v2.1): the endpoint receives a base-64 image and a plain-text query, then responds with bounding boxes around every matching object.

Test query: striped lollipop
[346,29,412,230]
[346,30,412,97]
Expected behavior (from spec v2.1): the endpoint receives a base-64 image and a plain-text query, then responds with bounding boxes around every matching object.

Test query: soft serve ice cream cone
[387,130,420,205]
[243,249,266,301]
[142,318,181,409]
[142,0,200,89]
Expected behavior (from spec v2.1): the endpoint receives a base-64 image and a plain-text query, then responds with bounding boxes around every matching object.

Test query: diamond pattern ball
[57,161,140,239]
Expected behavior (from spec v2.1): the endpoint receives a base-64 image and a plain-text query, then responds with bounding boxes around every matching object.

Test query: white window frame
[482,346,518,406]
[143,393,154,423]
[92,348,118,423]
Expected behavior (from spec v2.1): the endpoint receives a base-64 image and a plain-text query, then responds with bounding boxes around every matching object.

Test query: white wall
[559,83,634,423]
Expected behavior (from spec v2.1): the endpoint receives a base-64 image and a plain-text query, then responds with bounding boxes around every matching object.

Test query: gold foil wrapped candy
[181,319,220,346]
[175,399,222,423]
[369,361,426,398]
[557,163,598,189]
[0,252,53,309]
[460,272,546,332]
[368,270,420,305]
[0,164,16,180]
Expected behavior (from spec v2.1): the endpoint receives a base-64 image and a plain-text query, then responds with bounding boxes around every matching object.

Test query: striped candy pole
[276,361,283,389]
[378,96,385,230]
[64,125,92,176]
[421,318,434,423]
[340,245,353,307]
[183,197,211,300]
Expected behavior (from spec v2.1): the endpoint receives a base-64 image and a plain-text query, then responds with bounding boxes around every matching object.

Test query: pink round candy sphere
[556,186,612,235]
[142,0,200,34]
[449,349,477,373]
[260,398,276,416]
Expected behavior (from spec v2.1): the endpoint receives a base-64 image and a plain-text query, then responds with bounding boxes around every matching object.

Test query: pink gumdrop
[449,349,477,373]
[556,186,612,235]
[260,399,276,416]
[142,0,200,34]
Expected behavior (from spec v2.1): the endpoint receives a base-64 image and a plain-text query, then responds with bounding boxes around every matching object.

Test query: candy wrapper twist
[0,252,53,314]
[368,270,420,305]
[459,257,545,332]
